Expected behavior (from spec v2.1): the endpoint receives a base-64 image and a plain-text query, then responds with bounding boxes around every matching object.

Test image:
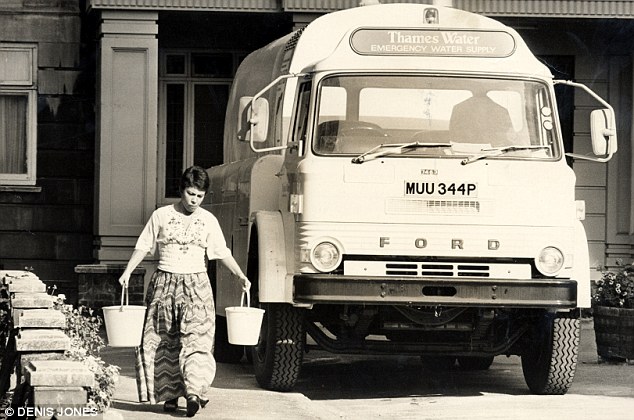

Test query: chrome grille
[385,262,489,277]
[344,260,531,279]
[386,198,480,215]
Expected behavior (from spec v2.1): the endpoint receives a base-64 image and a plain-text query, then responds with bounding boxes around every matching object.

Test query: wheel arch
[573,220,591,308]
[249,211,291,303]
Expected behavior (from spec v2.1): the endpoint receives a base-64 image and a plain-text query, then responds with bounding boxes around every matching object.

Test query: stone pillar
[94,10,159,270]
[75,264,145,312]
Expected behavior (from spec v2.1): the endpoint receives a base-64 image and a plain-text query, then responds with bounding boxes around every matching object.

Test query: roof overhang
[87,0,634,19]
[453,0,634,18]
[87,0,281,12]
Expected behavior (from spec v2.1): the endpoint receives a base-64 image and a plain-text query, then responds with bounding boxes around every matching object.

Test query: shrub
[54,295,120,413]
[593,261,634,309]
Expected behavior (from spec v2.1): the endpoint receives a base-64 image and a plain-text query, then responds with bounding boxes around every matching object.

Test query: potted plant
[592,260,634,362]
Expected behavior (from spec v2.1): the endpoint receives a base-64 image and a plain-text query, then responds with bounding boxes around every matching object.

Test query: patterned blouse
[135,204,231,274]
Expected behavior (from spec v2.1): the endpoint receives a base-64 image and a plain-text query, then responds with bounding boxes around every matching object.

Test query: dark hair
[180,165,210,193]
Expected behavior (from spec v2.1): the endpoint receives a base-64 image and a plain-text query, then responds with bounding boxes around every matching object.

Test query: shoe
[163,397,178,412]
[186,395,200,417]
[200,397,209,408]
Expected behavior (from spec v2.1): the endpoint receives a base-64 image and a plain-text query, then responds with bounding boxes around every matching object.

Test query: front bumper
[294,274,577,308]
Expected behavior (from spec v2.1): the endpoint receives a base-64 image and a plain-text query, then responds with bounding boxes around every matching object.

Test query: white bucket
[225,291,265,346]
[103,288,146,347]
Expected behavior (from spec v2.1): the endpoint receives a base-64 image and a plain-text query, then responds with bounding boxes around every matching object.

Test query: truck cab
[205,3,616,394]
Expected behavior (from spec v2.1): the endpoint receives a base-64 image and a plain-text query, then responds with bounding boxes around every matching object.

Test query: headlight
[536,246,564,276]
[310,242,342,272]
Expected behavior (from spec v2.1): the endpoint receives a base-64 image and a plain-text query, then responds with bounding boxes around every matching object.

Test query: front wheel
[521,312,579,395]
[252,303,304,391]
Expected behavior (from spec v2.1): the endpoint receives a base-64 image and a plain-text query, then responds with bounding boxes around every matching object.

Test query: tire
[457,356,495,371]
[213,315,244,364]
[252,303,304,391]
[521,312,579,395]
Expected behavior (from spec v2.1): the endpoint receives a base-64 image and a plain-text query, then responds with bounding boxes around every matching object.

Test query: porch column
[94,10,158,265]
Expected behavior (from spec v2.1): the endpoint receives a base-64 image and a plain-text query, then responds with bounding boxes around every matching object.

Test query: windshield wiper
[461,145,551,165]
[352,142,452,164]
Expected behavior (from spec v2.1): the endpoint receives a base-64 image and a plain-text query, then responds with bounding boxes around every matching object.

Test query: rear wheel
[521,312,579,395]
[252,303,304,391]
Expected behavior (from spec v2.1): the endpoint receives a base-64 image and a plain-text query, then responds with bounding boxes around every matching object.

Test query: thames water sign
[350,28,516,57]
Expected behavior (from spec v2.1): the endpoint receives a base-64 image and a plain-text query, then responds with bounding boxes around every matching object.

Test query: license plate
[404,181,477,197]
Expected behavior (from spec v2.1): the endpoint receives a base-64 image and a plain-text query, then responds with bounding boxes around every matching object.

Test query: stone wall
[76,264,145,313]
[0,270,94,418]
[0,0,96,284]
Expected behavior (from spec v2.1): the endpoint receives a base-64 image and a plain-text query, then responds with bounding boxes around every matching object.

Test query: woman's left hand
[238,273,251,292]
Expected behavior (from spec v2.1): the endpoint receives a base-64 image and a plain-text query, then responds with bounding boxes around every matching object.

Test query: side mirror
[249,97,269,143]
[237,96,269,143]
[236,97,251,141]
[238,73,307,153]
[556,80,618,163]
[590,108,617,156]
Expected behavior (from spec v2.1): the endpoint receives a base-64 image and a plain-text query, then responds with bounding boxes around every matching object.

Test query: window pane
[293,82,312,149]
[193,84,229,170]
[0,95,27,174]
[360,88,470,130]
[165,54,185,75]
[192,54,233,78]
[318,86,347,123]
[315,75,557,158]
[165,84,185,197]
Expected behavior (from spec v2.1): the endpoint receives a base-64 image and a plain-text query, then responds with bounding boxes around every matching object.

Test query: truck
[205,3,617,395]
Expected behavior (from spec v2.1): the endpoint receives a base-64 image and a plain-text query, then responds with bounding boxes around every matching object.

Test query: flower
[593,260,634,308]
[53,300,119,412]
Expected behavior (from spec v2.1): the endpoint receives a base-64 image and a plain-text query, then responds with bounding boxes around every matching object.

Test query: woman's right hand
[119,272,131,288]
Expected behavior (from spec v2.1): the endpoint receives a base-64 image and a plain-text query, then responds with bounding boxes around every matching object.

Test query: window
[314,75,558,160]
[0,44,37,186]
[158,51,238,200]
[291,81,312,156]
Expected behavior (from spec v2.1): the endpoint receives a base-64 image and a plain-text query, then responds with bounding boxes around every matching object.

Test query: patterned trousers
[135,270,216,404]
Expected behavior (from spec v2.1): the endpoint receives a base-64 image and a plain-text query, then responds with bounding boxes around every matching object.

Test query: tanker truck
[204,3,617,394]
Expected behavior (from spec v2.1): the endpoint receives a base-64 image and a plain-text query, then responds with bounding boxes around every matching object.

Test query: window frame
[0,43,37,186]
[157,50,241,204]
[312,74,560,160]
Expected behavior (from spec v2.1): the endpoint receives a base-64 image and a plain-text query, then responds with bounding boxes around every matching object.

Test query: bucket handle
[241,290,250,308]
[119,287,129,311]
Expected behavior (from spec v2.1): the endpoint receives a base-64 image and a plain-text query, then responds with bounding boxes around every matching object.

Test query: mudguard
[253,211,291,303]
[573,220,591,308]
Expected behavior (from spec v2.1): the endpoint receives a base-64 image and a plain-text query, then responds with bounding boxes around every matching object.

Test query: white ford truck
[205,3,617,394]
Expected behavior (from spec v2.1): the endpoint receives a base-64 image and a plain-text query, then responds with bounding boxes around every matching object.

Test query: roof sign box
[350,28,516,58]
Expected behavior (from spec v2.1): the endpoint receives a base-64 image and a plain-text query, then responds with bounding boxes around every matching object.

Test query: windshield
[312,75,560,160]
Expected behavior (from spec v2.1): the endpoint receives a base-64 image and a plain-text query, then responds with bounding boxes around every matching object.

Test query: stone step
[32,386,88,407]
[13,309,66,328]
[20,352,67,375]
[23,360,94,387]
[16,329,70,352]
[6,279,47,293]
[1,270,40,284]
[11,292,56,309]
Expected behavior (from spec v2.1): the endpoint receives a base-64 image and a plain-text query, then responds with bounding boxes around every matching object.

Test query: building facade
[1,0,633,297]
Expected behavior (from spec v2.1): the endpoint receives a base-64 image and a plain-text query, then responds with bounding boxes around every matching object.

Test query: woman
[118,165,250,417]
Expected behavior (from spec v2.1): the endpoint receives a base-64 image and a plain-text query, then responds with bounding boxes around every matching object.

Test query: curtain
[0,94,27,174]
